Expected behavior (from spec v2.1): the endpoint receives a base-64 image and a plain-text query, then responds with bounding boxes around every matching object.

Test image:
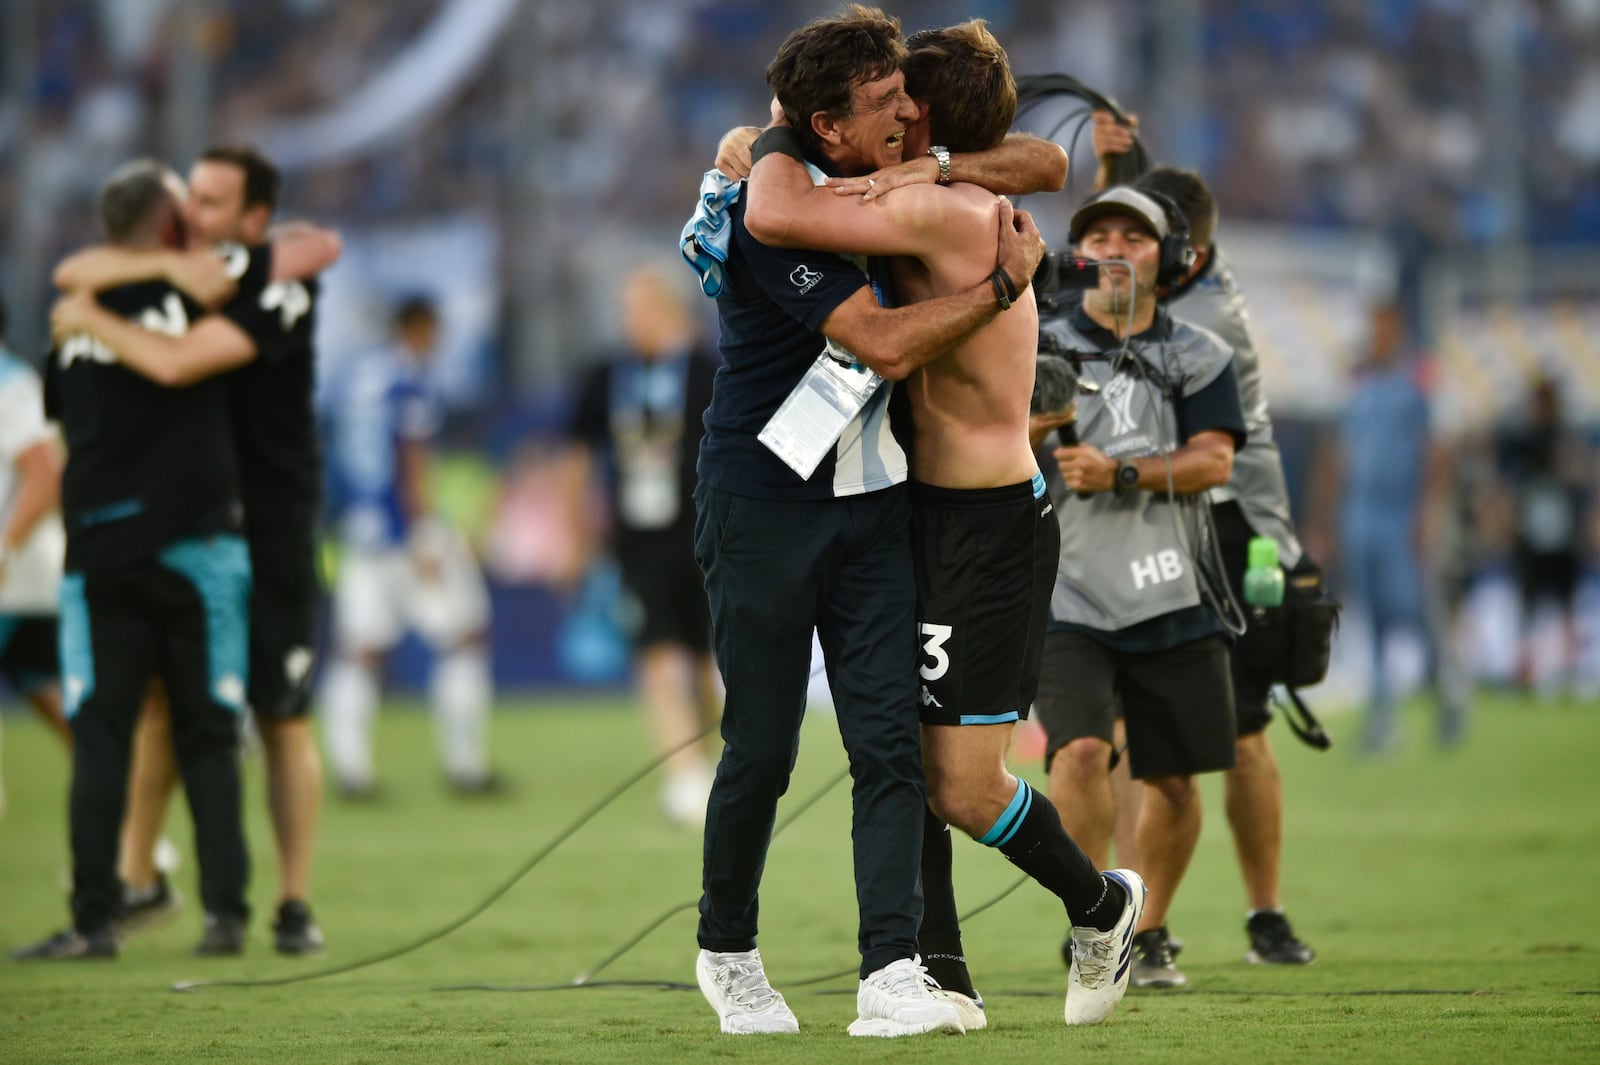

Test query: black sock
[917,807,976,998]
[986,779,1124,931]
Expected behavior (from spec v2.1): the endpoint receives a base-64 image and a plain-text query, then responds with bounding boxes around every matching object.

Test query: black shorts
[910,476,1057,727]
[0,614,60,695]
[617,528,711,654]
[1034,630,1236,779]
[247,529,320,720]
[1515,549,1581,611]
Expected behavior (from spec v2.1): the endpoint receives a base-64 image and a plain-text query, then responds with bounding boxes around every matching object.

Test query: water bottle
[1243,536,1285,608]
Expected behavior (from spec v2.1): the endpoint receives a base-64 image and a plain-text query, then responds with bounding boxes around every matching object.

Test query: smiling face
[184,160,269,247]
[818,68,920,175]
[1077,212,1161,318]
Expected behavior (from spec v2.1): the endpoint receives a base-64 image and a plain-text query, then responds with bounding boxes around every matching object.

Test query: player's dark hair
[98,159,179,241]
[0,290,8,340]
[200,144,281,213]
[395,294,437,329]
[904,20,1016,153]
[1137,166,1218,250]
[766,5,906,156]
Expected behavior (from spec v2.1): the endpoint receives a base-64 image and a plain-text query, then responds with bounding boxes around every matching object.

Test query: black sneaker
[1245,910,1315,965]
[194,912,247,956]
[115,873,184,939]
[1130,927,1186,988]
[273,900,325,956]
[10,926,118,961]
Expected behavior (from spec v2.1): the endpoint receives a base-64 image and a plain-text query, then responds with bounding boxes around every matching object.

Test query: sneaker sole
[1131,970,1187,988]
[847,1015,964,1038]
[1244,949,1315,965]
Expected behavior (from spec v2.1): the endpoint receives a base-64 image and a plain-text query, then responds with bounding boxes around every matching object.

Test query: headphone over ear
[1137,187,1196,290]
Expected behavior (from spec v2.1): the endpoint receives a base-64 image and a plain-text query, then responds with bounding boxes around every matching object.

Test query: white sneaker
[661,768,712,829]
[929,987,987,1031]
[695,948,799,1034]
[1064,868,1146,1025]
[848,956,965,1038]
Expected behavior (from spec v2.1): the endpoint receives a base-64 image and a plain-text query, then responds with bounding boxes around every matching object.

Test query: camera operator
[1059,106,1325,972]
[1129,165,1322,968]
[1032,186,1245,991]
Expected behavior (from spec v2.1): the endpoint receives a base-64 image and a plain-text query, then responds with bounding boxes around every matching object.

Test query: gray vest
[1176,246,1303,567]
[1041,313,1234,631]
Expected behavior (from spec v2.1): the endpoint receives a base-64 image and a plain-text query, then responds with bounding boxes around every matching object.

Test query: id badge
[618,440,680,529]
[758,342,885,479]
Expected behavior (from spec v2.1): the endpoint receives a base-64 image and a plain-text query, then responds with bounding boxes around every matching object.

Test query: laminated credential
[758,341,884,479]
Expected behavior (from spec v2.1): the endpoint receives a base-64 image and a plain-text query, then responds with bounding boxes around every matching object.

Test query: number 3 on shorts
[919,622,953,681]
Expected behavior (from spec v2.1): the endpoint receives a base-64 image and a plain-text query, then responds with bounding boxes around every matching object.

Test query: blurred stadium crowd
[7,2,1599,263]
[1,0,1596,693]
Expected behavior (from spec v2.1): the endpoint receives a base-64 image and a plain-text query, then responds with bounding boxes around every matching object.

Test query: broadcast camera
[1031,251,1099,315]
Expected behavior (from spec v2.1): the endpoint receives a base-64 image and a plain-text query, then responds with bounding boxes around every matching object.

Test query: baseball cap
[1068,187,1170,244]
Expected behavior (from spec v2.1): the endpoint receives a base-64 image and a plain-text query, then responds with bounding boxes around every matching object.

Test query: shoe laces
[870,957,938,1000]
[711,955,785,1012]
[1071,928,1115,988]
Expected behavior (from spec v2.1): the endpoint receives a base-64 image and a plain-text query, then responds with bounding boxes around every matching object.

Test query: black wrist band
[990,269,1014,310]
[750,126,806,166]
[990,268,1018,309]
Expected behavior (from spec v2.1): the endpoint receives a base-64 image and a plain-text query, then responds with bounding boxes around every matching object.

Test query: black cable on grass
[566,765,852,987]
[172,721,721,992]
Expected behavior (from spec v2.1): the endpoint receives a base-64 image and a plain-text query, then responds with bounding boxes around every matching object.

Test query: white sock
[432,646,491,783]
[321,658,379,789]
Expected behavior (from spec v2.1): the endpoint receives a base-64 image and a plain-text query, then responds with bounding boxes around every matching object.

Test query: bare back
[890,183,1039,490]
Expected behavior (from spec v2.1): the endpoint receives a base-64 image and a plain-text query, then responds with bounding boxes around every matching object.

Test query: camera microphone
[1032,353,1093,500]
[1031,352,1079,415]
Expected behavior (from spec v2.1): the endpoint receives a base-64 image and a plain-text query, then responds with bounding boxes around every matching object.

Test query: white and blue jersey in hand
[325,351,441,551]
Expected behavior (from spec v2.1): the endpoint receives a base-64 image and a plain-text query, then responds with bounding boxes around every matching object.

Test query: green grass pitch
[1,689,1596,1063]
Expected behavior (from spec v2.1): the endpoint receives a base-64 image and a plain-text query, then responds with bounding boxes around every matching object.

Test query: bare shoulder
[878,181,996,231]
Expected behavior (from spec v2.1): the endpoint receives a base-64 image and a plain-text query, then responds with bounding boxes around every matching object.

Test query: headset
[1069,185,1195,292]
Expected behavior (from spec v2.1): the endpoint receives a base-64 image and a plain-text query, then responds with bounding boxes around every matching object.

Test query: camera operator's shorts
[247,524,320,721]
[1034,630,1236,779]
[911,475,1056,728]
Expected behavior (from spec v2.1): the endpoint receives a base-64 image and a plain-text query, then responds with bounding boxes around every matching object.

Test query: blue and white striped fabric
[679,169,740,297]
[679,161,831,298]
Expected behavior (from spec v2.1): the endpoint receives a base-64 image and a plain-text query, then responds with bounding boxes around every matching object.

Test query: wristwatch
[928,145,951,185]
[1114,460,1140,494]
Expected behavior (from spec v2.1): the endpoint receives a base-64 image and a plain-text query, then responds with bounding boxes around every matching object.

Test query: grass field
[2,690,1597,1064]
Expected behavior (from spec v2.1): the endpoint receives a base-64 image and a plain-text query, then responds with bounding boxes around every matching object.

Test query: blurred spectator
[1496,374,1592,697]
[1317,302,1469,753]
[556,263,720,828]
[320,295,498,795]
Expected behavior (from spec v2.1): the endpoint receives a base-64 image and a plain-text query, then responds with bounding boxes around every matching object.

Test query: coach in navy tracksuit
[687,13,1044,1034]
